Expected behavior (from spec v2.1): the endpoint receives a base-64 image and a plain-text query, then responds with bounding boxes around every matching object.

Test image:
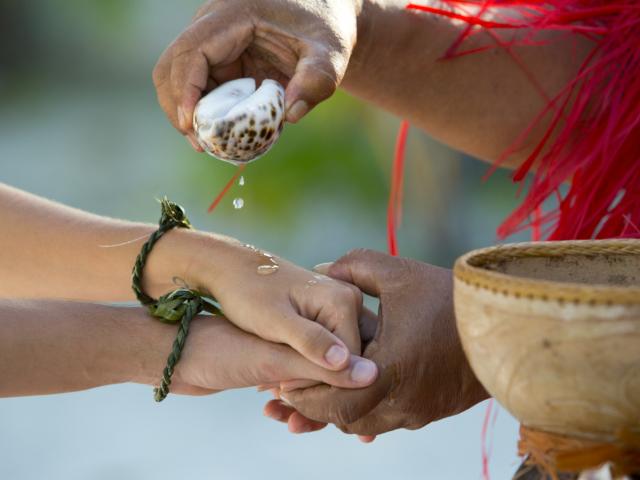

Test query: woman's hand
[177,232,374,378]
[0,300,377,398]
[153,0,362,149]
[166,315,379,395]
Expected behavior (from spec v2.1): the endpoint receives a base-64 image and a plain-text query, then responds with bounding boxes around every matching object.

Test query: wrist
[113,306,176,386]
[142,228,237,299]
[346,0,376,85]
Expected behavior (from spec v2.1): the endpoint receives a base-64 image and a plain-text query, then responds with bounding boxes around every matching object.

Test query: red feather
[405,1,640,241]
[387,121,410,256]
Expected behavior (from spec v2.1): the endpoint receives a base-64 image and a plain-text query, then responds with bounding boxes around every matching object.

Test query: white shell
[193,78,285,164]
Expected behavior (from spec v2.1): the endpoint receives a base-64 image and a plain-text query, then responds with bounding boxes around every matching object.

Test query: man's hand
[266,249,488,437]
[153,0,362,149]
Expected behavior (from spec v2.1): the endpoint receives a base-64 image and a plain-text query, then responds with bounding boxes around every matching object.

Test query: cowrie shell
[193,78,285,164]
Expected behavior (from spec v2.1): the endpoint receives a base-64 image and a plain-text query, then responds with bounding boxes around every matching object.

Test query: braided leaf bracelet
[132,198,222,401]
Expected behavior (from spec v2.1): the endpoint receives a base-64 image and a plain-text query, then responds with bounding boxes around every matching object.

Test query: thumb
[327,249,404,297]
[285,46,346,123]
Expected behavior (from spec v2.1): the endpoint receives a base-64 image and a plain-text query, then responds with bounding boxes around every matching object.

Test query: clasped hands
[151,0,488,439]
[167,233,487,442]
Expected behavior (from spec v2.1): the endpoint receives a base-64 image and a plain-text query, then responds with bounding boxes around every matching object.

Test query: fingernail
[350,359,378,384]
[286,100,309,123]
[187,135,202,151]
[178,106,190,130]
[280,395,292,407]
[313,262,333,275]
[325,345,349,367]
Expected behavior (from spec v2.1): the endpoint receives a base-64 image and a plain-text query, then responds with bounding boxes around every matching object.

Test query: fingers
[359,307,379,345]
[288,275,363,367]
[287,353,378,390]
[279,379,319,392]
[315,284,363,356]
[279,304,378,391]
[250,324,377,389]
[313,262,333,275]
[334,406,398,437]
[288,411,327,434]
[263,399,296,423]
[285,47,345,123]
[283,365,394,426]
[279,313,351,371]
[264,399,327,433]
[326,249,404,297]
[152,14,254,139]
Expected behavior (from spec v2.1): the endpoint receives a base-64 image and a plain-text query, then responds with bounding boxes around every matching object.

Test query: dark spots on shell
[270,108,277,120]
[248,130,257,138]
[259,128,267,138]
[265,129,274,141]
[249,118,255,126]
[260,119,269,126]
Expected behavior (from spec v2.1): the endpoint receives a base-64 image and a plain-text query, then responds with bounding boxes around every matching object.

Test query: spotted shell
[193,78,285,164]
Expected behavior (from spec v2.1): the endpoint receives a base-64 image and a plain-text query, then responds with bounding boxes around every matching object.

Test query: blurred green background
[0,1,527,479]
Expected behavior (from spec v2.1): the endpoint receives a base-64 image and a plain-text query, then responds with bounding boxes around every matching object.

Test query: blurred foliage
[0,0,525,266]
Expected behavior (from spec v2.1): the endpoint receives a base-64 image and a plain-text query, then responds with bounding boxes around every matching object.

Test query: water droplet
[233,198,244,209]
[238,176,245,186]
[257,264,280,275]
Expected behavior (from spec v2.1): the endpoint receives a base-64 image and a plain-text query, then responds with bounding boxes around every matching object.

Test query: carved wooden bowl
[454,240,640,442]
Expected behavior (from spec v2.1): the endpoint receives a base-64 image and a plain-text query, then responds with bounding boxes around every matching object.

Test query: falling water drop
[238,176,245,187]
[233,198,244,209]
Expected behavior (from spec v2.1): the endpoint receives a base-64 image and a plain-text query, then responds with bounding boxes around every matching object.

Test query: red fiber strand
[207,164,247,213]
[532,207,543,240]
[481,399,495,480]
[387,121,410,256]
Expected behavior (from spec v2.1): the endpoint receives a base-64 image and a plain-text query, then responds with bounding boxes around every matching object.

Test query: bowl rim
[454,239,640,305]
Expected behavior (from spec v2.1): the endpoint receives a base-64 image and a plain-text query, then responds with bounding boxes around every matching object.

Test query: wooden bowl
[453,240,640,442]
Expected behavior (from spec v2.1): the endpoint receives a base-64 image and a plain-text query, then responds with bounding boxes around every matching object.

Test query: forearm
[0,299,173,397]
[345,0,595,166]
[0,184,233,301]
